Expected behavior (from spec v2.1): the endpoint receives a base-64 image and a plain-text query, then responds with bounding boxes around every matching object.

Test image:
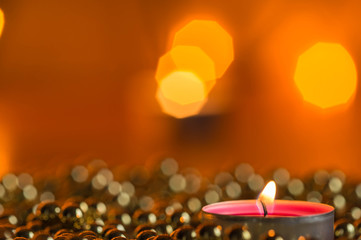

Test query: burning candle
[202,181,334,239]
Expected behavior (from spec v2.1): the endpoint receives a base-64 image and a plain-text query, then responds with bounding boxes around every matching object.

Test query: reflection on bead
[225,224,251,240]
[196,223,222,240]
[334,219,355,239]
[151,234,172,240]
[33,232,54,240]
[133,211,157,225]
[134,224,155,236]
[170,226,196,240]
[104,229,126,240]
[154,221,173,235]
[136,230,157,240]
[15,226,34,239]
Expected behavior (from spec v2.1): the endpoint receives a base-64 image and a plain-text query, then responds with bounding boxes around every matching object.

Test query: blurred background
[0,0,360,179]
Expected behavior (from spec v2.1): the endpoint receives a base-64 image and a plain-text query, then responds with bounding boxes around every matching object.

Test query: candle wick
[260,200,268,217]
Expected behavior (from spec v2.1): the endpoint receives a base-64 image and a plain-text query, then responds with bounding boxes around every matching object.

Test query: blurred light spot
[328,177,343,194]
[80,202,88,213]
[172,20,234,78]
[117,192,130,207]
[108,181,122,196]
[268,229,276,237]
[98,168,113,183]
[247,174,264,192]
[156,46,216,90]
[273,168,290,186]
[121,213,131,225]
[9,215,17,225]
[214,172,233,187]
[156,88,207,119]
[307,191,322,203]
[243,231,251,239]
[91,174,107,190]
[121,181,135,196]
[235,163,254,183]
[356,184,361,199]
[185,173,201,194]
[225,181,242,199]
[165,206,175,216]
[205,189,220,204]
[88,159,107,170]
[160,158,179,176]
[187,197,201,213]
[213,226,222,237]
[287,179,304,196]
[96,202,107,214]
[179,212,190,224]
[314,170,329,186]
[0,9,4,37]
[333,194,346,209]
[17,173,33,189]
[40,191,55,202]
[148,213,157,224]
[295,42,357,109]
[169,174,186,192]
[139,196,154,211]
[351,207,361,220]
[159,71,207,105]
[32,204,38,214]
[0,184,5,198]
[115,222,125,231]
[331,170,346,183]
[23,185,38,201]
[2,173,18,191]
[0,204,3,215]
[71,165,89,183]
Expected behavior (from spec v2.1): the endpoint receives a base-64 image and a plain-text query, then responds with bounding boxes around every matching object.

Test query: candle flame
[258,180,276,205]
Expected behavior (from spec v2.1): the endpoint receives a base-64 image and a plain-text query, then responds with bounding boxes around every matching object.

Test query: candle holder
[202,200,334,239]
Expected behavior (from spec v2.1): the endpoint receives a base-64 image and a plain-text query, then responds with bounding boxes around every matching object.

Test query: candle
[202,181,334,239]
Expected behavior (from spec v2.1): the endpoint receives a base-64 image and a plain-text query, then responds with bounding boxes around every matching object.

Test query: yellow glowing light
[258,180,276,205]
[0,9,4,37]
[155,46,216,92]
[295,42,357,109]
[172,20,234,78]
[156,88,206,119]
[268,230,276,238]
[159,71,206,106]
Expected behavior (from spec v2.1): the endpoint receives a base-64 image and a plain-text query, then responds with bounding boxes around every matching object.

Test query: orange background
[0,0,361,179]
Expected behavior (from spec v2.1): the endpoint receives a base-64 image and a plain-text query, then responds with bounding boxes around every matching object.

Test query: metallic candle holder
[202,200,334,239]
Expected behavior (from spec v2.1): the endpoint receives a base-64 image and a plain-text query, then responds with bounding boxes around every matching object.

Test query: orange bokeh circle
[295,42,357,109]
[172,20,234,78]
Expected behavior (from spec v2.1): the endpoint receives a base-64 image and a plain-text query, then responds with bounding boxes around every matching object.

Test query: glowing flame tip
[258,180,276,205]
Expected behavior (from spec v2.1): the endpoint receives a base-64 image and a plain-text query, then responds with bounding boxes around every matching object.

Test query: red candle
[203,199,333,217]
[202,181,334,239]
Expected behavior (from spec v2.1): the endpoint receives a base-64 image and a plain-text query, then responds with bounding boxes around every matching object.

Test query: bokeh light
[172,20,234,78]
[155,46,216,92]
[159,71,206,105]
[0,9,4,37]
[156,88,207,119]
[295,42,357,109]
[155,19,234,118]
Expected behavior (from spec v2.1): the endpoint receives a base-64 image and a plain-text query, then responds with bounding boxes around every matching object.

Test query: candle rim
[202,199,334,221]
